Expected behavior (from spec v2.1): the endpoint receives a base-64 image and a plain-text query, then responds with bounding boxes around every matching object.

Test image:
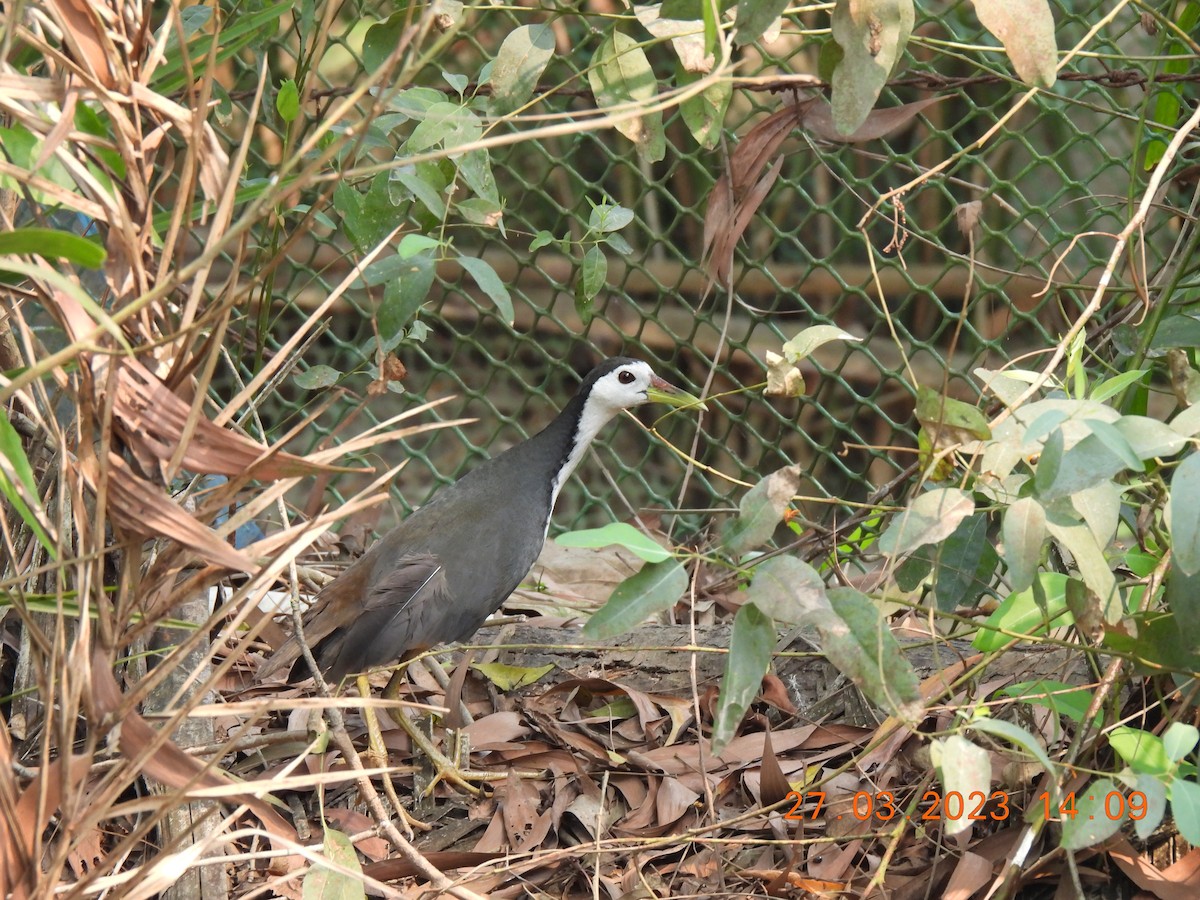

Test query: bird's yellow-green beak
[647,375,707,412]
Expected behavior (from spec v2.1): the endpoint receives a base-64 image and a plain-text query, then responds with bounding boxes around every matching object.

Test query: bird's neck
[537,390,619,512]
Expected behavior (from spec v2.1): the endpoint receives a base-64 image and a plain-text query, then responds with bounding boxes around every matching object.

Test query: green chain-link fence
[214,0,1185,537]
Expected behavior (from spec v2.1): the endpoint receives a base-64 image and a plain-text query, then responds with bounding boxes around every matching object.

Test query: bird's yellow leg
[382,668,508,797]
[356,675,431,834]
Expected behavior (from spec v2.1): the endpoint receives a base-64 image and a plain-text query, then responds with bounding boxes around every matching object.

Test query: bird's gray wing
[319,553,452,682]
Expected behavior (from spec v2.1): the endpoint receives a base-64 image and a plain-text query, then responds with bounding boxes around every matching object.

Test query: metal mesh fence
[212,0,1184,536]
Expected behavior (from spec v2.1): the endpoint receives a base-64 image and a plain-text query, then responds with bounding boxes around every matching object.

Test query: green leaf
[397,233,440,259]
[1167,452,1200,576]
[332,180,364,243]
[1112,416,1187,461]
[1134,773,1168,840]
[1038,432,1128,501]
[999,680,1094,724]
[1089,368,1148,403]
[973,571,1071,651]
[1003,496,1046,593]
[967,716,1057,779]
[302,826,366,900]
[744,555,827,624]
[1164,723,1200,763]
[390,163,448,221]
[661,0,737,20]
[583,558,688,639]
[151,0,293,95]
[1060,778,1126,850]
[1032,425,1064,496]
[1105,609,1200,675]
[587,29,666,162]
[1143,2,1200,169]
[1046,512,1119,621]
[0,410,56,558]
[587,202,634,234]
[489,23,555,115]
[457,149,499,204]
[530,230,555,252]
[829,0,915,136]
[458,255,514,324]
[721,466,801,555]
[578,245,607,304]
[378,251,436,340]
[1172,779,1200,846]
[878,487,974,557]
[362,12,408,74]
[734,0,789,45]
[711,602,774,754]
[782,324,862,364]
[972,0,1058,88]
[405,102,481,154]
[931,512,998,611]
[294,365,341,389]
[824,587,922,720]
[0,227,106,268]
[442,70,468,97]
[1110,726,1170,776]
[276,78,300,122]
[677,65,732,148]
[914,387,992,444]
[337,173,401,252]
[930,735,991,836]
[457,197,504,227]
[471,661,555,691]
[1168,550,1200,642]
[387,86,449,121]
[556,522,671,563]
[168,5,213,49]
[1083,418,1143,473]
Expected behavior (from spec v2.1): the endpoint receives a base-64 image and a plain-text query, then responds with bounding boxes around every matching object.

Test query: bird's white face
[588,360,661,414]
[550,358,700,512]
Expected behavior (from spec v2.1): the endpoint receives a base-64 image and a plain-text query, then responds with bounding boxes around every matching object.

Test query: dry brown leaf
[111,358,346,481]
[956,200,984,237]
[759,674,797,715]
[806,838,862,883]
[498,771,551,851]
[742,869,848,894]
[702,104,802,284]
[44,0,115,87]
[800,95,950,143]
[64,825,106,879]
[758,727,792,807]
[943,850,993,899]
[655,776,699,825]
[1107,837,1200,900]
[616,777,660,831]
[0,712,16,900]
[88,647,298,870]
[764,351,805,398]
[703,96,948,286]
[363,851,504,881]
[2,728,90,899]
[462,711,532,748]
[94,451,256,572]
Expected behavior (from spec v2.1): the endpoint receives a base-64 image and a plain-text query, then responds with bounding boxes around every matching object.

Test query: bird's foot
[356,675,432,835]
[399,713,510,798]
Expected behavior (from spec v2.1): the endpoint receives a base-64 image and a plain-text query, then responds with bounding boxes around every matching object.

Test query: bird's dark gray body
[310,401,575,681]
[260,357,694,686]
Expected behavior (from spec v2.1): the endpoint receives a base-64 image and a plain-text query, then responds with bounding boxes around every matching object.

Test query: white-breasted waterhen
[259,358,701,792]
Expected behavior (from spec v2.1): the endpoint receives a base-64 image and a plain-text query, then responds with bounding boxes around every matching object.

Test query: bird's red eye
[618,370,635,384]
